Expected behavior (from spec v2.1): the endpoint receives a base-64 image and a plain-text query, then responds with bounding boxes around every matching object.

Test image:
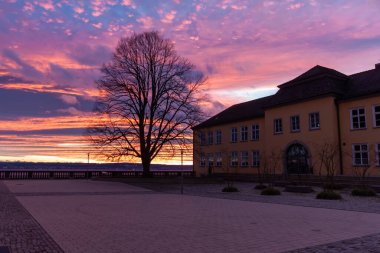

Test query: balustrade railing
[0,170,194,180]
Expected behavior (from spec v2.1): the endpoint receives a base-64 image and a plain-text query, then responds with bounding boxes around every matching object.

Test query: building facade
[193,64,380,177]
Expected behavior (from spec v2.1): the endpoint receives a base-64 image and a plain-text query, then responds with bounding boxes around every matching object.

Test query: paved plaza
[1,180,380,252]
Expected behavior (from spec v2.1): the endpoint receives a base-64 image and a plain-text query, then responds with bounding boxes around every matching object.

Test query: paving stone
[3,179,380,252]
[0,181,63,253]
[4,180,380,253]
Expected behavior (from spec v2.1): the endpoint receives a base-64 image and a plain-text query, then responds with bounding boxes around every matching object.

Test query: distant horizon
[0,160,193,166]
[1,1,380,163]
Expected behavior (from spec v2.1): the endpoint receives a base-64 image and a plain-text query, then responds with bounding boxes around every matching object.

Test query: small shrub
[316,190,342,200]
[222,186,239,192]
[254,184,267,190]
[261,187,281,195]
[351,187,376,197]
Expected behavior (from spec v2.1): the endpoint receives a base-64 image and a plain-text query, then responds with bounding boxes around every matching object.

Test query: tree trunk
[142,156,151,177]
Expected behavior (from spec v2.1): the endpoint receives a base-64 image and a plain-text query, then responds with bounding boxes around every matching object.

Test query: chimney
[376,63,380,69]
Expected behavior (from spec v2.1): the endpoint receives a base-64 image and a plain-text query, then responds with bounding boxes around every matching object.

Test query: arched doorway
[286,143,310,174]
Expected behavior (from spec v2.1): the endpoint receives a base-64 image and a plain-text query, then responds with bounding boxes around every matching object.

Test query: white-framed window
[200,153,206,167]
[274,118,283,134]
[230,151,238,167]
[252,150,260,167]
[350,108,366,129]
[251,124,259,141]
[231,128,238,143]
[199,132,206,145]
[309,112,320,130]
[376,144,380,166]
[207,153,214,167]
[290,115,300,132]
[241,126,248,141]
[352,144,369,166]
[373,105,380,128]
[241,151,249,167]
[207,131,213,145]
[216,130,222,144]
[215,152,222,167]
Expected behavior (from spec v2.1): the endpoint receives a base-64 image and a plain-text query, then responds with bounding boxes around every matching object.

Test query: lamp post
[87,152,90,179]
[180,149,184,195]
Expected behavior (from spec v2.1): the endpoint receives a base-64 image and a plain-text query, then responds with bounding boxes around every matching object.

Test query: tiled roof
[193,64,380,130]
[344,68,380,99]
[266,65,349,108]
[278,65,348,88]
[193,95,273,129]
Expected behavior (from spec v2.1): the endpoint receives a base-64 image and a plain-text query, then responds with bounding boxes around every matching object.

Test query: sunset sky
[1,0,380,164]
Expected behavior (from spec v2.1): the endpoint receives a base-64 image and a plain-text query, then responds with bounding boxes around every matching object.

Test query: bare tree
[88,31,206,176]
[316,142,339,189]
[352,163,374,187]
[349,145,375,188]
[261,149,282,187]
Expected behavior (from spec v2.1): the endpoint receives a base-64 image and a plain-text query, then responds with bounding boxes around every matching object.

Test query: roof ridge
[349,68,375,77]
[278,65,348,88]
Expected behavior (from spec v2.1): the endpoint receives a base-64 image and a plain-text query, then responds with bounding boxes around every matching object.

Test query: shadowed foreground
[2,180,380,253]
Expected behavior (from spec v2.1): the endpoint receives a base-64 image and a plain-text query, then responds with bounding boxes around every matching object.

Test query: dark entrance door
[286,143,310,174]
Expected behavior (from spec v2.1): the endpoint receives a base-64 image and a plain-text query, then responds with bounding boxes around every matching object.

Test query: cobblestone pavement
[0,181,63,253]
[285,233,380,253]
[4,180,380,253]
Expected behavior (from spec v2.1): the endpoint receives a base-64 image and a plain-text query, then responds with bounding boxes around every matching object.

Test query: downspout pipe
[335,99,344,175]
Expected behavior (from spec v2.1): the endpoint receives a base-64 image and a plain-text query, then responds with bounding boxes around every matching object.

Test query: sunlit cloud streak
[1,0,380,163]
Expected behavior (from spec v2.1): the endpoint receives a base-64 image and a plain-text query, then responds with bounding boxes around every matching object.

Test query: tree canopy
[88,31,206,175]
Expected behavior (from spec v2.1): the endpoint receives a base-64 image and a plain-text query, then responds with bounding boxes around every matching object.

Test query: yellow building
[193,64,380,177]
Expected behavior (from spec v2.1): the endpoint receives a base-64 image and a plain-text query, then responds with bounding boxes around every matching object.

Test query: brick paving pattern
[3,180,380,253]
[0,181,63,253]
[134,181,380,253]
[285,233,380,253]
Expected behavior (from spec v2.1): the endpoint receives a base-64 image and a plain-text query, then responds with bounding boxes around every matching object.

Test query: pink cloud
[175,19,192,31]
[91,0,107,17]
[121,0,136,9]
[23,2,35,13]
[34,0,55,11]
[231,4,246,10]
[106,0,117,6]
[195,3,202,12]
[137,16,154,29]
[92,22,103,29]
[161,10,177,24]
[288,2,304,10]
[60,95,78,105]
[73,6,84,14]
